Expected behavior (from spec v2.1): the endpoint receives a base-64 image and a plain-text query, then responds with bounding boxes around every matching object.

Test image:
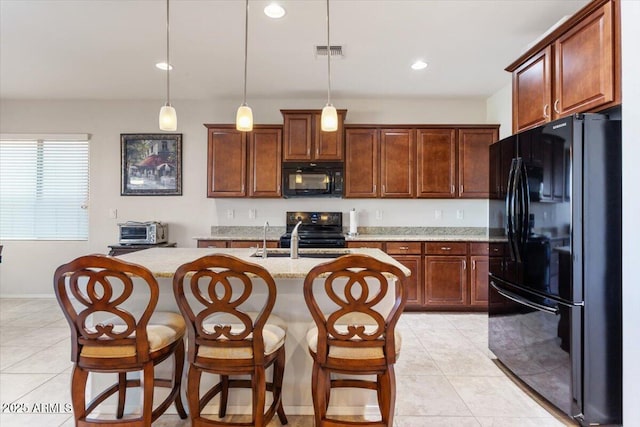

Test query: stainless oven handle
[490,281,559,315]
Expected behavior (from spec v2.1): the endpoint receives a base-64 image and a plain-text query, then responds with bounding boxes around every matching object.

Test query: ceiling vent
[315,45,344,58]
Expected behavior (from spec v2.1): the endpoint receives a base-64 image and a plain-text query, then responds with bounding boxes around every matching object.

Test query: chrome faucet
[290,220,302,259]
[262,221,270,259]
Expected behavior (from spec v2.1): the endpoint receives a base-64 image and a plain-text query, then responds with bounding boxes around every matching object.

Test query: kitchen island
[116,247,410,417]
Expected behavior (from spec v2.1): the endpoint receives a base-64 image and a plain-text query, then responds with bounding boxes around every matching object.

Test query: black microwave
[282,162,343,198]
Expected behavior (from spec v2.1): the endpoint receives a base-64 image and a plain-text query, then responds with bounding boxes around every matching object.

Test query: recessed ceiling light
[155,62,173,71]
[411,60,428,70]
[264,3,286,19]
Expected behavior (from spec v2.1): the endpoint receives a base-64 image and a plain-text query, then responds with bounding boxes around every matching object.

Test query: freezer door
[488,277,581,418]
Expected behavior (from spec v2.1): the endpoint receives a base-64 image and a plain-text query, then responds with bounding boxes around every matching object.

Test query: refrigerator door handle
[506,158,518,261]
[518,162,531,251]
[490,281,559,315]
[512,158,523,262]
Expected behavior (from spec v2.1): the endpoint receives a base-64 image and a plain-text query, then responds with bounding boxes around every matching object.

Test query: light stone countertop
[115,247,411,279]
[193,234,505,242]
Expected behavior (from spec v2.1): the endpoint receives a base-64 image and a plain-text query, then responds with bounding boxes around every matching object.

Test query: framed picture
[121,133,182,196]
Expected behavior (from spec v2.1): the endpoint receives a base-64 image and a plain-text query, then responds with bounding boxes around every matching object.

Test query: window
[0,134,89,240]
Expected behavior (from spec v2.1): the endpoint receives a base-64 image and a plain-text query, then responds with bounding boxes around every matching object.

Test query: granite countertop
[116,247,411,279]
[194,226,504,242]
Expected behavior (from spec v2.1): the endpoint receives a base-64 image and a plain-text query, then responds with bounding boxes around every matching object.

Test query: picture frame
[121,133,182,196]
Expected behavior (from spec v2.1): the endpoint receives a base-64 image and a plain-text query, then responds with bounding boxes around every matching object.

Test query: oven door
[489,276,582,418]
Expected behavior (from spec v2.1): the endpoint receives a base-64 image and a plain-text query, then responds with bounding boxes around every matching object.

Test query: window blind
[0,136,89,240]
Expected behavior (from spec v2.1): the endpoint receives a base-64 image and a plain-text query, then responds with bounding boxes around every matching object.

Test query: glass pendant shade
[321,104,338,132]
[236,104,253,132]
[159,104,177,131]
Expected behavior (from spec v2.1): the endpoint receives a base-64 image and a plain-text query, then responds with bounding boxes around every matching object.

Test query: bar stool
[53,254,187,426]
[303,254,407,427]
[172,254,288,426]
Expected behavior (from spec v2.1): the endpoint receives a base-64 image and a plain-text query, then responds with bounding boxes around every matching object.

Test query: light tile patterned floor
[0,298,575,426]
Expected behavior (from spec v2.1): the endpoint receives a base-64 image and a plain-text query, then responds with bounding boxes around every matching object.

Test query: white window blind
[0,135,89,240]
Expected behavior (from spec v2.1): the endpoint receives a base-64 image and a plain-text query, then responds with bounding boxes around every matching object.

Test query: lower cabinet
[424,242,468,308]
[347,240,489,311]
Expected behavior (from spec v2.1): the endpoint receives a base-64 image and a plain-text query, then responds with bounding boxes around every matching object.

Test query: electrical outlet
[226,209,234,219]
[248,209,256,219]
[434,209,442,220]
[456,209,464,220]
[375,210,383,220]
[108,208,118,219]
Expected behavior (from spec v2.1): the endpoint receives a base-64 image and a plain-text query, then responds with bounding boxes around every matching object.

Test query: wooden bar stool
[172,254,288,427]
[303,254,408,427]
[53,254,187,426]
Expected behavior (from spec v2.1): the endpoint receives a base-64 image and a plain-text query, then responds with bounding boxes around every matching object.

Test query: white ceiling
[0,0,588,102]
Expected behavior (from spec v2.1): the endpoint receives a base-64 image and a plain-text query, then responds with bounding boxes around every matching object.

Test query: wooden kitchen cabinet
[458,128,499,198]
[206,125,282,198]
[380,129,415,198]
[207,127,246,197]
[346,241,385,250]
[197,240,228,248]
[196,239,278,249]
[508,0,620,133]
[416,128,456,198]
[469,243,489,307]
[248,127,282,197]
[386,242,422,309]
[424,242,468,307]
[344,128,379,198]
[281,109,346,162]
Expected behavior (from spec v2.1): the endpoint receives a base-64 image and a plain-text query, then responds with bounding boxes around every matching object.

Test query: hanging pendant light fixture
[236,0,253,132]
[321,0,338,132]
[159,0,177,131]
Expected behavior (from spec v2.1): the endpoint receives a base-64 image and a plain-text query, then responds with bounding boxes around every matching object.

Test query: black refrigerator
[488,113,622,426]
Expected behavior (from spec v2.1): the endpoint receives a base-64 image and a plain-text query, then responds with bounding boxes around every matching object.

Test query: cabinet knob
[543,104,550,119]
[451,185,455,194]
[399,246,409,250]
[553,99,560,114]
[463,260,467,270]
[441,246,451,251]
[472,260,476,270]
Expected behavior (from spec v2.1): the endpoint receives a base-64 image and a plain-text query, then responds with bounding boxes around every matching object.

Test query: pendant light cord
[326,0,331,105]
[165,0,171,105]
[243,0,249,105]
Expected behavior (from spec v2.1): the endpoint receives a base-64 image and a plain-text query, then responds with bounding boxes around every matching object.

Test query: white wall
[486,83,513,139]
[621,1,640,425]
[0,96,490,296]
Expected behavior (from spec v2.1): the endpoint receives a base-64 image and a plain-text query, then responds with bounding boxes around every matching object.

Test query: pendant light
[159,0,177,131]
[320,0,338,132]
[236,0,253,132]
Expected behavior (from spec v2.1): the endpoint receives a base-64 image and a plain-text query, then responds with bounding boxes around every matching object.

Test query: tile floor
[0,298,574,426]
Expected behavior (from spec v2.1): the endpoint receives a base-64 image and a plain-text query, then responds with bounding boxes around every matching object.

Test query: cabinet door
[424,255,467,306]
[416,128,456,198]
[197,240,228,248]
[470,255,489,307]
[248,128,282,197]
[283,113,312,161]
[512,46,552,133]
[380,129,415,198]
[553,1,614,117]
[458,128,498,198]
[392,255,422,309]
[314,111,345,161]
[207,128,246,197]
[345,128,379,198]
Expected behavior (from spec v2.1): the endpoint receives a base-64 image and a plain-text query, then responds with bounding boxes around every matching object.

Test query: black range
[279,211,345,248]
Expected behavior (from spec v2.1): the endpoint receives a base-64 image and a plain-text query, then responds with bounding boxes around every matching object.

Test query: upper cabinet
[508,0,620,133]
[206,125,282,198]
[281,109,347,161]
[347,125,498,199]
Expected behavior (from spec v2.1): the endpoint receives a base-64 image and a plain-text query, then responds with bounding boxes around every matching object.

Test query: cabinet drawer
[488,242,505,257]
[347,241,385,250]
[197,240,228,248]
[425,242,467,255]
[469,242,489,255]
[386,242,421,255]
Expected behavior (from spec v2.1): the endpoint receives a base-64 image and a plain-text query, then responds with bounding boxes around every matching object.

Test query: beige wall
[0,96,491,296]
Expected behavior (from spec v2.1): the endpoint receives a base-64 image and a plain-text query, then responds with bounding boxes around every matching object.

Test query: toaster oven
[118,221,168,245]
